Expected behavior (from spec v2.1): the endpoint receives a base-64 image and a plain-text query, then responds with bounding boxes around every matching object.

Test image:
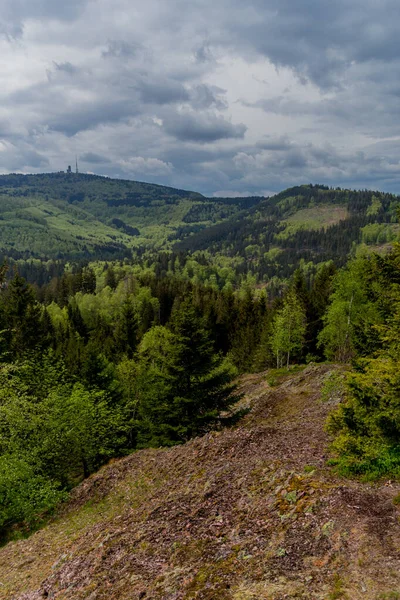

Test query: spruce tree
[4,273,43,359]
[136,301,240,447]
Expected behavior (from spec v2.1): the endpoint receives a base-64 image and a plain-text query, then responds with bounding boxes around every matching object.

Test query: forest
[1,236,400,540]
[0,176,400,544]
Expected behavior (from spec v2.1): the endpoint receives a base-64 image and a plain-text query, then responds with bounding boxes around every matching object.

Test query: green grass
[266,365,306,386]
[276,205,348,240]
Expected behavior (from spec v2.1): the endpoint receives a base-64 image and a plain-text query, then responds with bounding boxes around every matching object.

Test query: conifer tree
[114,299,138,358]
[104,266,117,290]
[4,273,43,358]
[136,301,240,447]
[81,266,96,294]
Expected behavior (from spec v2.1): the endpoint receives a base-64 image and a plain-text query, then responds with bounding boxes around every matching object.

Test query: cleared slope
[0,364,399,599]
[175,185,400,278]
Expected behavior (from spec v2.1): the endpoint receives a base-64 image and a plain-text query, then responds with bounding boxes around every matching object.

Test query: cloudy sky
[1,0,400,196]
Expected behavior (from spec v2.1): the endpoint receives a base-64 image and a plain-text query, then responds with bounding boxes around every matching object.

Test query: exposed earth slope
[0,364,399,600]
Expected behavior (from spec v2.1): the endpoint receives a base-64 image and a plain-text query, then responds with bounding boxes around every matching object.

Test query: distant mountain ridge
[0,172,264,260]
[0,174,398,277]
[175,183,400,278]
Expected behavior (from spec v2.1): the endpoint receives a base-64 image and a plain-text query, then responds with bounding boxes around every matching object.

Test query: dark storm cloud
[80,152,111,164]
[135,78,190,105]
[47,99,139,136]
[208,0,400,88]
[163,113,246,142]
[0,0,88,37]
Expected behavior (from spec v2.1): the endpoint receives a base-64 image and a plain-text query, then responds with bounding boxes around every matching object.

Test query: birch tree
[270,290,306,368]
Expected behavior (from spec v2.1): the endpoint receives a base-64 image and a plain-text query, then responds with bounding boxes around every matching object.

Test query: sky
[1,0,400,197]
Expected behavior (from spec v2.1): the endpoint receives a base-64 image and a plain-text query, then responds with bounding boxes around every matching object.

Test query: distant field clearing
[285,204,348,229]
[275,204,349,240]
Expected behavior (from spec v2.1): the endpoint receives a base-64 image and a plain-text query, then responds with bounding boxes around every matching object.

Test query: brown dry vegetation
[0,364,399,600]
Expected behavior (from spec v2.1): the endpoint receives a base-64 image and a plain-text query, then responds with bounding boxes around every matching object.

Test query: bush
[326,356,400,479]
[0,456,66,539]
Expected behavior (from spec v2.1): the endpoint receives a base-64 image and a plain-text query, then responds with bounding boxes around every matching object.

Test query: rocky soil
[0,364,399,599]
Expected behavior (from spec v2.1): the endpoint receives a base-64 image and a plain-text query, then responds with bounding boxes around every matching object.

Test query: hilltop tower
[75,156,79,174]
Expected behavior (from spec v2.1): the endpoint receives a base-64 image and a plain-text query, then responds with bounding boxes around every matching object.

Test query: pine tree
[114,299,138,358]
[81,267,96,295]
[136,301,240,447]
[4,273,43,358]
[104,266,117,290]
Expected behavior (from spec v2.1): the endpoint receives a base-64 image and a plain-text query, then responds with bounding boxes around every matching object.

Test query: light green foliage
[116,357,138,409]
[326,245,400,478]
[46,302,69,329]
[361,223,397,245]
[276,204,348,240]
[270,290,306,368]
[0,455,65,537]
[0,355,128,533]
[318,257,382,362]
[366,195,383,217]
[72,278,159,344]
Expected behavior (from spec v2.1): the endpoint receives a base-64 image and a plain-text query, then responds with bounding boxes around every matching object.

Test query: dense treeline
[175,185,400,279]
[0,255,341,538]
[319,243,400,478]
[1,239,400,537]
[1,181,400,540]
[0,172,265,261]
[0,176,398,281]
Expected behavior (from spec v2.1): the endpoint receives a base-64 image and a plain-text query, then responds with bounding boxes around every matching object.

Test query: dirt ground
[0,364,399,599]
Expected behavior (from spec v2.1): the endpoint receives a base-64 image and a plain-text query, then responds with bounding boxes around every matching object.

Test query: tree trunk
[82,457,90,479]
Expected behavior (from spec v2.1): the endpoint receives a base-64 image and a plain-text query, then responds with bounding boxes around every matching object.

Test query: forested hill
[0,172,262,260]
[175,184,400,278]
[0,174,399,281]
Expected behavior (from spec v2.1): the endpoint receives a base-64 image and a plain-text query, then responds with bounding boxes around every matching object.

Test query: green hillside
[0,173,261,260]
[0,183,400,598]
[0,175,399,284]
[175,184,400,279]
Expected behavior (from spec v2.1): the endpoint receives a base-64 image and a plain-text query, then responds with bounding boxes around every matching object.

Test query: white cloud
[118,156,173,176]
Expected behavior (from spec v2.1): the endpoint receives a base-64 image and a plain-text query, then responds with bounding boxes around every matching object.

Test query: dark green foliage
[135,302,241,447]
[0,176,397,286]
[175,184,400,281]
[0,269,258,536]
[81,267,96,294]
[104,265,117,290]
[2,272,46,358]
[114,299,138,358]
